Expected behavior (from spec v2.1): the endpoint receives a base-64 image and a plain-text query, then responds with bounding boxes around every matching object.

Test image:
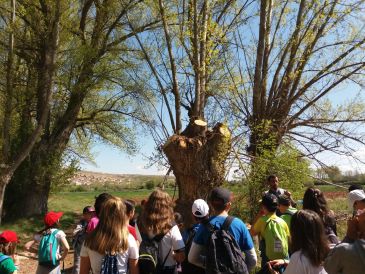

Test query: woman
[268,210,329,274]
[303,187,339,245]
[80,196,139,274]
[137,189,185,274]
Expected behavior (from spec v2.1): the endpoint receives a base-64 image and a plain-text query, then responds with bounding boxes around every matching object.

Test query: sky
[80,86,365,176]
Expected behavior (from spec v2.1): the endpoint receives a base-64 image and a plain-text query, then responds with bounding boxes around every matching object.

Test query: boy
[188,187,257,272]
[250,193,290,272]
[72,206,95,274]
[277,195,297,228]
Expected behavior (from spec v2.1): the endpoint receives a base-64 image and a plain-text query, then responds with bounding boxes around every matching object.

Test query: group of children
[1,175,365,274]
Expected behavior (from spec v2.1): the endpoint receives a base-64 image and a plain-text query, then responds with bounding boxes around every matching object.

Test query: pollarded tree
[131,0,255,224]
[224,0,365,192]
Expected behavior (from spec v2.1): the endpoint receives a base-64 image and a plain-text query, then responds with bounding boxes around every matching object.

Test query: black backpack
[138,233,170,274]
[181,226,205,274]
[205,216,249,274]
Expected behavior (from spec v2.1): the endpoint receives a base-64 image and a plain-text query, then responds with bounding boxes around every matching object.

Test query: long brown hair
[290,210,329,266]
[139,189,174,235]
[85,196,129,254]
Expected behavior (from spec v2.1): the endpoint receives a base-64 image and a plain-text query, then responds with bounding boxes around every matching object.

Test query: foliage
[231,130,311,221]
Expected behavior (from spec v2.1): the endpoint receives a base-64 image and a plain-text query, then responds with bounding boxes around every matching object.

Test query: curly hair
[85,196,129,254]
[139,190,174,235]
[290,210,330,266]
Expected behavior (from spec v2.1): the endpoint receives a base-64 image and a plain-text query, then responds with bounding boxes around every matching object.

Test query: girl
[303,187,339,245]
[80,196,139,274]
[137,190,185,274]
[0,230,19,274]
[268,210,329,274]
[26,211,70,274]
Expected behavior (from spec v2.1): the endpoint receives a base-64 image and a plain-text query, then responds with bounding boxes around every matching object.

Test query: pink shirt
[86,216,99,233]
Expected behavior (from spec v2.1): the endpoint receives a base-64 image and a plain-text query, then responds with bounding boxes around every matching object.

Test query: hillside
[70,170,175,187]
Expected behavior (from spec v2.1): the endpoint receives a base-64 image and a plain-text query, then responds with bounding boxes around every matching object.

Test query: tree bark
[163,120,231,226]
[4,143,55,219]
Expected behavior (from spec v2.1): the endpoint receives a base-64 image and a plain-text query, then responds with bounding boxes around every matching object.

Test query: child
[250,193,290,274]
[277,195,297,228]
[268,210,329,274]
[0,230,19,274]
[86,193,112,233]
[80,196,139,274]
[26,211,70,274]
[72,206,95,274]
[124,199,138,240]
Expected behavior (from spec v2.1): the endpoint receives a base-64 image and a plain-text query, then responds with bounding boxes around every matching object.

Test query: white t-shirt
[80,234,138,273]
[136,224,185,267]
[34,229,66,260]
[284,250,327,274]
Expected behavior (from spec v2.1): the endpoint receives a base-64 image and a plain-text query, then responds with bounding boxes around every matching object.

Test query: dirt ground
[18,250,74,273]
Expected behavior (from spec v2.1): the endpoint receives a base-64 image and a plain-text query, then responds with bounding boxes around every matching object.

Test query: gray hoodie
[324,239,365,274]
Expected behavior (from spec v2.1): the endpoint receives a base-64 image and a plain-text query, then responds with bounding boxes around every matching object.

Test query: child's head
[94,192,112,217]
[349,184,363,192]
[278,194,291,214]
[124,199,136,221]
[85,196,129,254]
[348,189,365,211]
[44,211,63,228]
[192,199,209,223]
[261,193,278,213]
[83,206,96,221]
[290,210,329,266]
[209,187,233,214]
[303,187,328,219]
[0,230,18,255]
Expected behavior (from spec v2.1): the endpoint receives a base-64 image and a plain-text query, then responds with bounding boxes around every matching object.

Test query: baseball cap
[83,206,95,214]
[261,193,278,212]
[348,189,365,209]
[192,199,209,217]
[0,230,18,243]
[44,211,63,227]
[209,187,233,205]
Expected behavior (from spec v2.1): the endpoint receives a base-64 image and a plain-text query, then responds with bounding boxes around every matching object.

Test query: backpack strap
[0,255,10,263]
[222,216,235,231]
[354,240,365,267]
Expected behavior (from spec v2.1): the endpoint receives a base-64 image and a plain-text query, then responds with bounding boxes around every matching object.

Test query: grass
[1,185,349,249]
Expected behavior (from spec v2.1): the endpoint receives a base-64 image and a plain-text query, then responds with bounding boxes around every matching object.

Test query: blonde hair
[85,196,129,254]
[139,190,174,235]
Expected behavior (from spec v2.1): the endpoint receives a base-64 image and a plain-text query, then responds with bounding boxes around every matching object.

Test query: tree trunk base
[163,121,231,227]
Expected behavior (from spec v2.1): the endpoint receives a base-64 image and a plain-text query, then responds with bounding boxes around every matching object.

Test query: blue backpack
[38,229,60,266]
[0,254,10,263]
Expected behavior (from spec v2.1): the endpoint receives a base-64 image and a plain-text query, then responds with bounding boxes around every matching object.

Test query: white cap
[192,199,209,218]
[348,189,365,209]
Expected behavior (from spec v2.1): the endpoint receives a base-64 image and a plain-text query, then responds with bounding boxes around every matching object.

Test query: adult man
[265,175,296,208]
[188,187,257,272]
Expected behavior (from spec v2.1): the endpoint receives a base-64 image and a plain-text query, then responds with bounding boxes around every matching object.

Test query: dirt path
[17,251,74,273]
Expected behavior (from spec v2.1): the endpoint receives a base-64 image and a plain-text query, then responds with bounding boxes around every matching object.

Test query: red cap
[0,230,18,243]
[44,211,63,227]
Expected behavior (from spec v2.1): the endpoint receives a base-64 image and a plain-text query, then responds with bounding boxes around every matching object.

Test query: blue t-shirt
[182,223,200,243]
[193,215,254,251]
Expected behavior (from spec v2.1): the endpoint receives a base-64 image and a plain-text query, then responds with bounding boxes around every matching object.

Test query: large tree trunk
[163,120,231,226]
[4,144,56,220]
